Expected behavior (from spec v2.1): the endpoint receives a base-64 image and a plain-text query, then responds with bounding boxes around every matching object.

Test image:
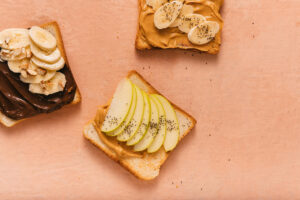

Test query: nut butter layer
[136,0,223,53]
[0,62,76,120]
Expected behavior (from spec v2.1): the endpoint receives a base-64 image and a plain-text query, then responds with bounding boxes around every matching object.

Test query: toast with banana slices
[83,71,196,180]
[0,21,81,127]
[135,0,224,54]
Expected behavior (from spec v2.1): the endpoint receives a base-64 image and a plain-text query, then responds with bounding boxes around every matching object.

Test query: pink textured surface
[0,0,299,199]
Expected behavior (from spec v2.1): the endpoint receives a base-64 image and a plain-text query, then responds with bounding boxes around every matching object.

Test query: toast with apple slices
[0,21,81,127]
[83,71,196,180]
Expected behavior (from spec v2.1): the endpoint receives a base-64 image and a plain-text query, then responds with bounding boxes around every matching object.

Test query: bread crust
[0,21,81,127]
[83,70,196,180]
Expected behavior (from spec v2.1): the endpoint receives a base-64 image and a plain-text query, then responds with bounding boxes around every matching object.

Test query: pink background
[0,0,299,199]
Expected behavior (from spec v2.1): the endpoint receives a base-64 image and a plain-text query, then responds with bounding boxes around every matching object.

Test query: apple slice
[106,85,137,136]
[155,94,179,152]
[101,78,134,132]
[147,94,166,153]
[134,95,159,152]
[117,85,145,141]
[127,91,151,146]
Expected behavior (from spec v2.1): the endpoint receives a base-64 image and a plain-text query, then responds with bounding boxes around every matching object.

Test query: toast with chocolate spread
[0,21,81,127]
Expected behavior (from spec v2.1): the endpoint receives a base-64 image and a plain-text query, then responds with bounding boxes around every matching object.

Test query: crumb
[176,185,179,188]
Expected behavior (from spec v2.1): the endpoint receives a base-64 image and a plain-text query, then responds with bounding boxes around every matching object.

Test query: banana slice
[30,41,61,63]
[0,47,30,61]
[31,56,65,71]
[29,26,57,51]
[146,0,168,10]
[178,13,206,33]
[146,0,153,7]
[0,28,30,49]
[188,21,220,45]
[152,0,168,10]
[20,69,56,84]
[29,72,66,95]
[154,1,183,29]
[170,4,193,27]
[7,58,30,73]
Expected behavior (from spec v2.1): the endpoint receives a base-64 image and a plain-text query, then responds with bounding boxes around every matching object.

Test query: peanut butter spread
[136,0,223,54]
[94,106,143,158]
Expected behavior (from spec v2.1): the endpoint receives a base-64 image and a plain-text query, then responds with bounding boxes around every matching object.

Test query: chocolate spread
[0,61,77,120]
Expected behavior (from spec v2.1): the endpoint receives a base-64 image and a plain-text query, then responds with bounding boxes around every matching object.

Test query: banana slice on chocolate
[0,28,30,49]
[31,56,65,71]
[29,72,66,95]
[30,41,61,63]
[20,69,56,84]
[154,1,183,29]
[7,58,30,73]
[178,13,206,33]
[29,26,56,51]
[19,62,56,84]
[188,21,220,45]
[170,4,194,27]
[0,46,31,61]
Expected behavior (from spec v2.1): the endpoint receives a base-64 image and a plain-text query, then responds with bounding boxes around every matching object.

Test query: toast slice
[0,21,81,127]
[135,0,224,54]
[83,71,196,180]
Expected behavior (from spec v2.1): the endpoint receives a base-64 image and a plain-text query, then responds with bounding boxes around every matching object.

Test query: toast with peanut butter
[83,71,196,180]
[0,21,81,127]
[135,0,223,54]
